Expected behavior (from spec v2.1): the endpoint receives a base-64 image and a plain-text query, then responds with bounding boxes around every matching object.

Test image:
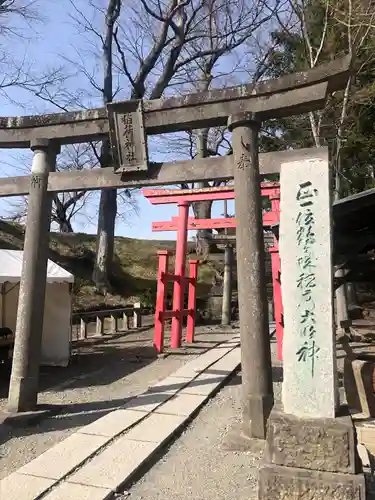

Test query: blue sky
[0,0,240,240]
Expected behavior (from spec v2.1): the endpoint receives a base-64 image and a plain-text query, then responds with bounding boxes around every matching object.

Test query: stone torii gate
[0,58,350,446]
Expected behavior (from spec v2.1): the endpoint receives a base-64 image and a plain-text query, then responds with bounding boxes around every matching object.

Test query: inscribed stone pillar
[279,155,337,418]
[259,152,365,500]
[7,139,59,413]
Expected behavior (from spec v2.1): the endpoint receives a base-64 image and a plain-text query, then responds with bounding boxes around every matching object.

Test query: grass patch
[0,221,215,312]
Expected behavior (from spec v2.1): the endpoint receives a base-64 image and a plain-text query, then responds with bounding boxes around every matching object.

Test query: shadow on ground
[0,330,158,400]
[0,328,235,448]
[0,355,283,448]
[0,363,237,447]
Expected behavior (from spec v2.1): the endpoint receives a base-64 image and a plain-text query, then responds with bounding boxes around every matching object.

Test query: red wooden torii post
[143,184,284,359]
[153,250,199,353]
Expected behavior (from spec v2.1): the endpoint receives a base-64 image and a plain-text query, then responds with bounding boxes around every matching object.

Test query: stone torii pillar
[225,68,349,442]
[7,139,60,413]
[229,113,274,439]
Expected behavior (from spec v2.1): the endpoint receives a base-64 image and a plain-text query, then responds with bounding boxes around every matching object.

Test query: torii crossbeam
[0,56,349,149]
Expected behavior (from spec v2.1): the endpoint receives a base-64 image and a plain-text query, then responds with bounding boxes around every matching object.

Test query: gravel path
[0,324,235,479]
[129,344,282,500]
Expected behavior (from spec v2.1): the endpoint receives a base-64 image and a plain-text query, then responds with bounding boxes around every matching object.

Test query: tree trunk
[59,219,73,233]
[193,129,216,260]
[53,195,74,233]
[92,0,120,293]
[93,188,117,295]
[192,196,213,260]
[93,140,117,295]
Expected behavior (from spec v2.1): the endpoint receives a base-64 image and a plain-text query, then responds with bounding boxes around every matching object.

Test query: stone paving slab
[125,411,187,443]
[169,345,237,379]
[180,377,225,397]
[122,343,240,414]
[68,437,158,491]
[155,393,208,417]
[208,346,241,373]
[0,472,55,500]
[17,432,110,480]
[42,482,112,500]
[78,409,146,438]
[178,347,241,397]
[147,375,191,394]
[123,389,173,413]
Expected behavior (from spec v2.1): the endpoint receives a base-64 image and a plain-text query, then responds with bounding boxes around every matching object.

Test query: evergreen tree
[262,0,375,196]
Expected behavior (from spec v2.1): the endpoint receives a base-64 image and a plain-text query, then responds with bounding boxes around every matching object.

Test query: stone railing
[71,303,145,341]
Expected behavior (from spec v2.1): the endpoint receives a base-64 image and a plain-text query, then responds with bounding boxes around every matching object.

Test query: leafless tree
[26,0,283,294]
[153,2,280,260]
[2,145,92,231]
[0,1,79,233]
[92,0,281,292]
[0,0,39,36]
[0,1,66,103]
[5,140,138,233]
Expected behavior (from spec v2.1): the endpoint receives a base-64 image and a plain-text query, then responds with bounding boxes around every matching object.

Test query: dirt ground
[0,322,236,479]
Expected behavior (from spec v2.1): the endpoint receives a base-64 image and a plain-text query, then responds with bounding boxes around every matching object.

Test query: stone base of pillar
[258,406,366,500]
[259,463,366,500]
[221,422,266,453]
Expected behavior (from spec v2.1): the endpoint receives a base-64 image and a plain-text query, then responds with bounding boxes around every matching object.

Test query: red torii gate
[143,184,284,359]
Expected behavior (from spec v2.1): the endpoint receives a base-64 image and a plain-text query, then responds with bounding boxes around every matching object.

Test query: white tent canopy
[0,250,74,367]
[0,249,74,284]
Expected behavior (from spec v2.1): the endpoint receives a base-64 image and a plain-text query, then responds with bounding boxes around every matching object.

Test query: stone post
[346,282,358,307]
[228,113,274,440]
[335,267,351,333]
[221,244,233,326]
[80,319,88,340]
[110,315,118,332]
[133,302,142,329]
[123,312,130,331]
[96,316,104,336]
[259,155,365,500]
[7,139,59,413]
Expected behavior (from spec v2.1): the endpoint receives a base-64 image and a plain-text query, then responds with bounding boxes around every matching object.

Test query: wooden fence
[71,303,146,341]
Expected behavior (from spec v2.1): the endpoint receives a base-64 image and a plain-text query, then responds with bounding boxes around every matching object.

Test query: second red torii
[142,183,284,359]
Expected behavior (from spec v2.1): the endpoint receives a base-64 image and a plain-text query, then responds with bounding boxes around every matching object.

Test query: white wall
[1,281,71,367]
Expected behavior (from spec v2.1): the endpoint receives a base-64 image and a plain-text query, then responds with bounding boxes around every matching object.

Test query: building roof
[0,249,74,284]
